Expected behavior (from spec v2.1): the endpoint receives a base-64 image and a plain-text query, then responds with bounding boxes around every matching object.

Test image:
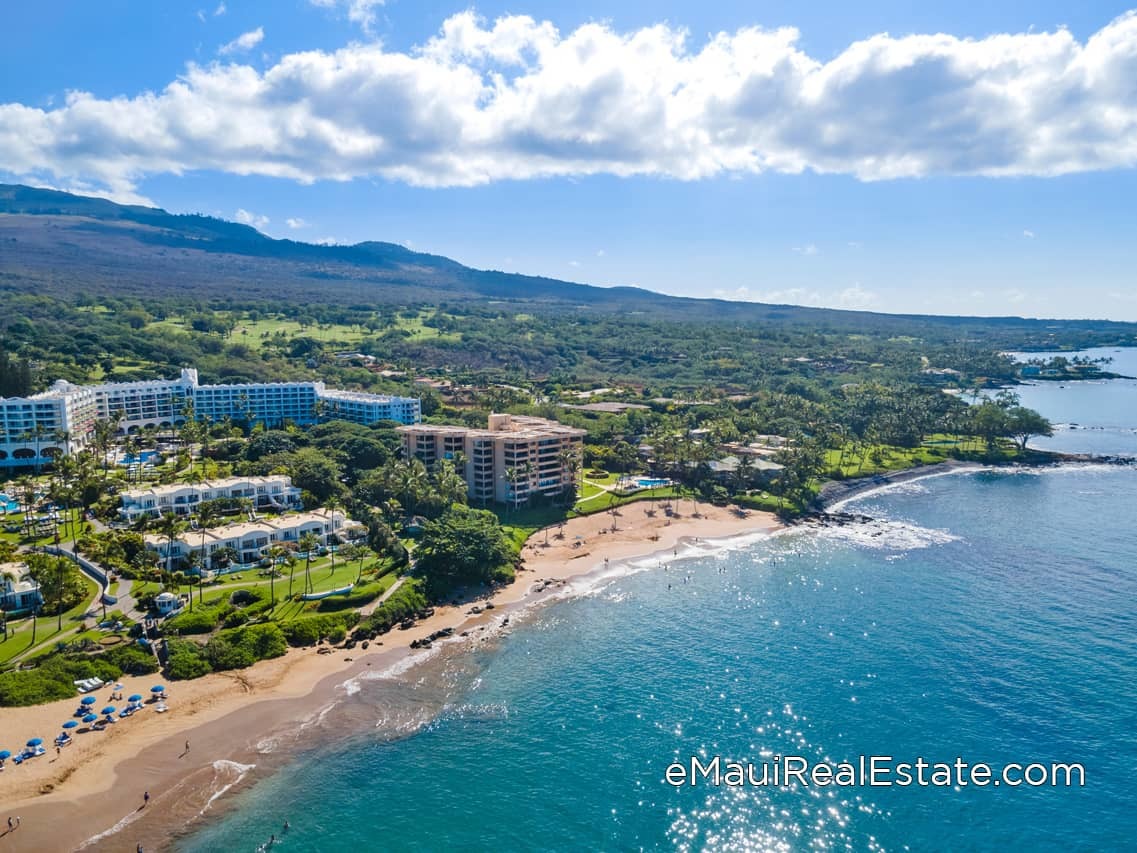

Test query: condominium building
[0,368,421,467]
[398,414,586,506]
[119,475,303,522]
[144,509,364,571]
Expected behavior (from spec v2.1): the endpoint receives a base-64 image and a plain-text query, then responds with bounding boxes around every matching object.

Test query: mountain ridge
[2,183,1135,338]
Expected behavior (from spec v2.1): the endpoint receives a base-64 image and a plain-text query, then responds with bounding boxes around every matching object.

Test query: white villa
[398,414,586,506]
[0,368,421,468]
[1,567,43,612]
[119,475,303,522]
[144,509,364,571]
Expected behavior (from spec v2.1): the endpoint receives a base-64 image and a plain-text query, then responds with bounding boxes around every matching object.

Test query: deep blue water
[178,373,1137,853]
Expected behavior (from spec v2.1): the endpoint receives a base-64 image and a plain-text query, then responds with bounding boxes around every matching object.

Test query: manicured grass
[0,571,102,667]
[157,556,397,626]
[0,508,86,549]
[148,310,460,352]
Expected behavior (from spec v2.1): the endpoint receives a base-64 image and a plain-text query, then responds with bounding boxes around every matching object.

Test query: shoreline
[0,500,782,852]
[814,452,1134,512]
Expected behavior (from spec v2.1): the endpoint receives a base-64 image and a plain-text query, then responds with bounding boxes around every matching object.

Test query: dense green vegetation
[0,184,1120,704]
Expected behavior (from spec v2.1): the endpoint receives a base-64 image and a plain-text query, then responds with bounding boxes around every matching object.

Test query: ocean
[177,354,1137,852]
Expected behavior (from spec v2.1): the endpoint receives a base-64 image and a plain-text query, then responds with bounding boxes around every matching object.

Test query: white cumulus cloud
[235,208,270,228]
[4,11,1137,199]
[219,27,264,56]
[310,0,386,33]
[286,217,309,229]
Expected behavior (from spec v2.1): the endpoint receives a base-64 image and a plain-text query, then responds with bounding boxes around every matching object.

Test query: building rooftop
[144,509,359,548]
[121,475,296,501]
[399,413,586,441]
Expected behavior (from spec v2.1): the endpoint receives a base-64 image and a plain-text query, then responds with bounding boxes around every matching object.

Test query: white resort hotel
[119,475,304,522]
[144,509,363,572]
[399,414,586,506]
[0,367,421,468]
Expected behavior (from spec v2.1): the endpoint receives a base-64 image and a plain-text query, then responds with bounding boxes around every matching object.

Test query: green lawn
[0,571,102,667]
[147,310,460,351]
[0,508,86,549]
[153,554,397,625]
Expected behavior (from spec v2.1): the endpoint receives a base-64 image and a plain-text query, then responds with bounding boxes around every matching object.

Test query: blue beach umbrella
[26,738,43,747]
[61,720,79,730]
[150,685,165,694]
[101,706,116,716]
[128,694,143,702]
[81,696,97,705]
[82,714,98,724]
[0,750,11,760]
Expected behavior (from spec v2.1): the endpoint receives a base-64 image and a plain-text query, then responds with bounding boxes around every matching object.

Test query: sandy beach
[0,500,780,852]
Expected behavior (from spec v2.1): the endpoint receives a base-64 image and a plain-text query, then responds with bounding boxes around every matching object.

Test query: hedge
[0,655,122,707]
[354,579,428,638]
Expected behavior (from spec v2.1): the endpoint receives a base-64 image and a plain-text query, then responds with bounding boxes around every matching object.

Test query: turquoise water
[178,377,1137,852]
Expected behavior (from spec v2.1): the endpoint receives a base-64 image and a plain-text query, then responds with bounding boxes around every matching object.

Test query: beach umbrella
[128,693,143,702]
[27,738,43,747]
[151,685,165,694]
[81,696,97,705]
[101,706,116,716]
[0,750,10,760]
[61,720,79,730]
[82,714,98,724]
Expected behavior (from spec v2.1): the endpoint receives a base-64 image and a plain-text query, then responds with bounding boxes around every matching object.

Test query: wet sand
[0,500,780,852]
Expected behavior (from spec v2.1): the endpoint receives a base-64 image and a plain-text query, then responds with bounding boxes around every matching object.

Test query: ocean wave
[811,517,961,552]
[201,760,256,814]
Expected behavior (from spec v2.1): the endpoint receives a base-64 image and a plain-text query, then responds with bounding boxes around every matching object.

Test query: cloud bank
[4,10,1137,200]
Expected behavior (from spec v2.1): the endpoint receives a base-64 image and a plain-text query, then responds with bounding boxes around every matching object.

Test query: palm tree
[196,501,218,603]
[55,556,68,631]
[267,544,292,609]
[154,513,188,579]
[32,424,47,474]
[298,532,320,595]
[324,497,344,575]
[183,551,201,611]
[504,466,520,512]
[352,543,370,584]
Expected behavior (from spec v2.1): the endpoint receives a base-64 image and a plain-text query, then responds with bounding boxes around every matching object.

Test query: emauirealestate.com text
[664,756,1085,789]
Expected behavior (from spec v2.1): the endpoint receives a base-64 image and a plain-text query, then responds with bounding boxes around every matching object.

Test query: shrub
[223,609,250,628]
[0,654,125,707]
[165,638,212,680]
[282,613,357,646]
[314,580,387,612]
[101,643,159,675]
[205,623,288,671]
[354,579,428,638]
[165,608,220,635]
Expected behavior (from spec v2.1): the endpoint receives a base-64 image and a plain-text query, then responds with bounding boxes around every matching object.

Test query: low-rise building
[0,569,44,612]
[119,475,303,522]
[398,414,586,506]
[144,509,364,571]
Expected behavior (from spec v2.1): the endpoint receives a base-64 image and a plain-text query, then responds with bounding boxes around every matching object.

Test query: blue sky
[2,1,1136,320]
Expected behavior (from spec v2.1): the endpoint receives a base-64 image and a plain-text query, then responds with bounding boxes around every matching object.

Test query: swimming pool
[118,450,160,466]
[0,493,19,513]
[634,477,672,488]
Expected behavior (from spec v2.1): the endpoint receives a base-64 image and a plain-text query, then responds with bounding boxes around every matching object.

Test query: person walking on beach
[143,790,150,807]
[7,817,13,831]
